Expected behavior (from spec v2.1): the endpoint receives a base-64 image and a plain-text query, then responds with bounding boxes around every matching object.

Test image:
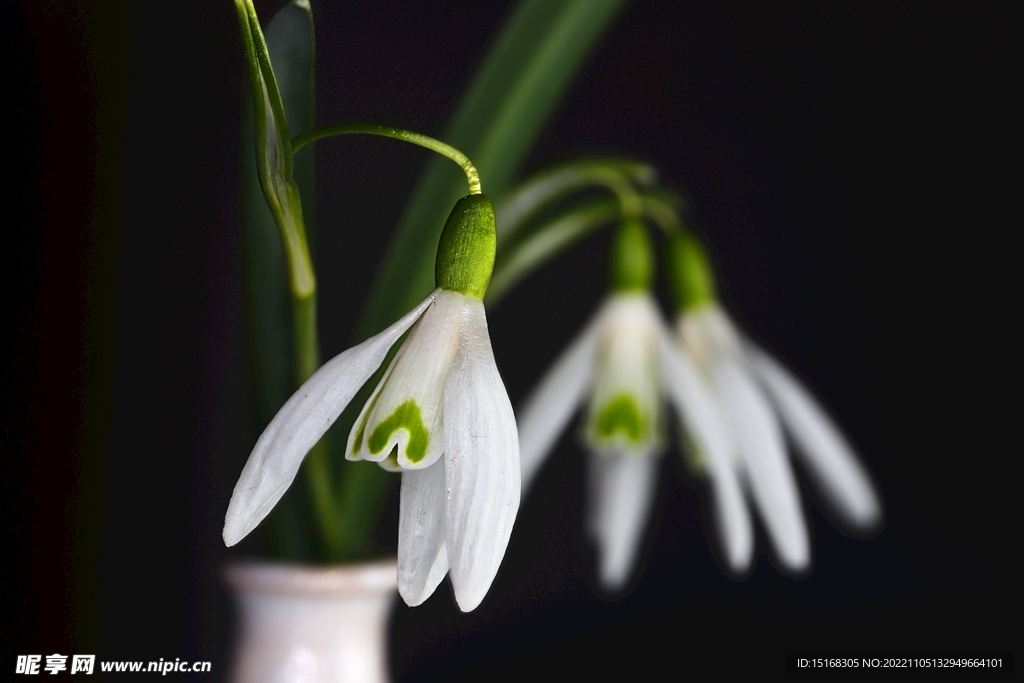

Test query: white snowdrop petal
[350,290,465,469]
[714,357,810,571]
[707,459,754,573]
[746,342,882,529]
[586,451,661,591]
[677,303,742,371]
[655,321,734,473]
[443,298,521,612]
[344,348,398,461]
[397,463,449,606]
[657,322,753,572]
[223,290,438,547]
[516,312,598,493]
[584,295,662,455]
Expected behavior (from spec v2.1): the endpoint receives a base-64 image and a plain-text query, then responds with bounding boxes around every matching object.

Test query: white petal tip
[399,586,433,608]
[720,542,754,576]
[597,565,631,594]
[744,339,884,535]
[221,513,252,548]
[818,482,884,534]
[724,558,750,576]
[849,500,884,530]
[776,543,812,575]
[454,587,487,613]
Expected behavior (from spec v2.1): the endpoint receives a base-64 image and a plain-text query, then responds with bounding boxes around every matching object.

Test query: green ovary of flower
[368,400,431,464]
[595,394,645,443]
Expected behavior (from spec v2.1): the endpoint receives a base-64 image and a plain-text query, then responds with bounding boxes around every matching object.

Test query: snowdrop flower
[224,195,520,612]
[517,219,733,591]
[668,231,882,575]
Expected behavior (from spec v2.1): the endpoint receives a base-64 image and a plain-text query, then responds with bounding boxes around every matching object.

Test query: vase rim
[224,558,397,597]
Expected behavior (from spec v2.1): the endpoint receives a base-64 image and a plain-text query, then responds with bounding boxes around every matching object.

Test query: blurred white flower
[677,302,882,574]
[517,292,734,590]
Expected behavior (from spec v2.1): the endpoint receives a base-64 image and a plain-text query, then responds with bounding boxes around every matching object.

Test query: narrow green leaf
[240,0,317,560]
[236,0,315,298]
[265,0,317,247]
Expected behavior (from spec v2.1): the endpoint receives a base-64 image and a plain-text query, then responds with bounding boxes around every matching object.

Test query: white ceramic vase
[226,559,397,683]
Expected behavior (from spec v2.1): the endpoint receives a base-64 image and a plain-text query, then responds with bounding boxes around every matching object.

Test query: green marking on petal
[368,399,431,464]
[595,393,645,443]
[350,386,384,456]
[351,414,368,456]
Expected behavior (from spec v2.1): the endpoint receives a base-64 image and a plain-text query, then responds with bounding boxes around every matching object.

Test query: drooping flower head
[518,218,732,590]
[224,194,520,612]
[667,230,882,574]
[583,218,661,457]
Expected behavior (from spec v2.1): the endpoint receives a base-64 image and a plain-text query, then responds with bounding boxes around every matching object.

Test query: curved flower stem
[487,197,620,306]
[486,187,691,307]
[594,169,643,220]
[487,162,653,305]
[638,190,687,235]
[495,158,655,247]
[293,123,482,196]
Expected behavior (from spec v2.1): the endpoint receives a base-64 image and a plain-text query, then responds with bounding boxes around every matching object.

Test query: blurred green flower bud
[610,218,653,292]
[667,230,716,311]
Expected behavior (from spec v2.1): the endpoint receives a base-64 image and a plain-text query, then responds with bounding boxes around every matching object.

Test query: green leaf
[236,0,315,298]
[265,0,317,247]
[239,0,317,560]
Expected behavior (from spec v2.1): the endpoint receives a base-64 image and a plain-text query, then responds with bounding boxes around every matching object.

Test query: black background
[3,0,1016,679]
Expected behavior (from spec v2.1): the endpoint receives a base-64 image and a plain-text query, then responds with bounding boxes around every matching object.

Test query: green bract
[611,218,653,292]
[667,231,716,311]
[435,194,497,298]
